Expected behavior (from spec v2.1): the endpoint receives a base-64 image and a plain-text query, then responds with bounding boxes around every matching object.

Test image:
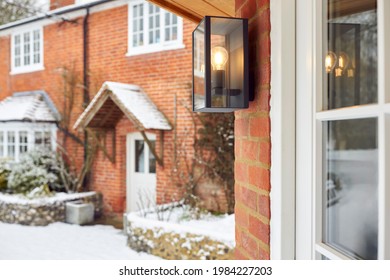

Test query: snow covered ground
[0,222,161,260]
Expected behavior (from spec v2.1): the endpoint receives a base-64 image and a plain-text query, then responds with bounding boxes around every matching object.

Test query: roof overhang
[74,82,172,131]
[147,0,235,23]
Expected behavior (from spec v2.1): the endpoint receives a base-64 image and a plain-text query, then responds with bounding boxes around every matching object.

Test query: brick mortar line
[236,224,270,253]
[236,202,270,224]
[236,136,271,142]
[235,111,269,119]
[236,183,270,196]
[235,158,271,168]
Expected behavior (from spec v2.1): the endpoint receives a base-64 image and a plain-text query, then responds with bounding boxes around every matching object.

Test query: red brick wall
[234,0,271,260]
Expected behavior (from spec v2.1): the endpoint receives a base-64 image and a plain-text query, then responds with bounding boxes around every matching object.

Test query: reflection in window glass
[323,118,378,259]
[325,1,377,109]
[135,140,145,173]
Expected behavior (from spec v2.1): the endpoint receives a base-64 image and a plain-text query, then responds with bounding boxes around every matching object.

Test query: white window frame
[269,0,296,260]
[0,122,57,162]
[127,0,184,56]
[296,0,390,260]
[10,25,44,75]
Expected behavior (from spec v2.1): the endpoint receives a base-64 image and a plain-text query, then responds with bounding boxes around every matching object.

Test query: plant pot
[65,200,94,225]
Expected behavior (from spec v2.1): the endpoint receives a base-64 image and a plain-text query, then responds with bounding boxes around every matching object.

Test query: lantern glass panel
[193,16,248,112]
[193,20,206,111]
[210,17,246,110]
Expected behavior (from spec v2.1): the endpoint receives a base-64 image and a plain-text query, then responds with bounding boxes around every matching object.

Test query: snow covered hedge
[125,207,235,260]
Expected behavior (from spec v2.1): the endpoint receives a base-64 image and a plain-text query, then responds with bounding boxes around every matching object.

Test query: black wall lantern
[192,16,251,112]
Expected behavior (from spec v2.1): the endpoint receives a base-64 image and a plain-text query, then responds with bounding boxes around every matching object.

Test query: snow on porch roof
[74,82,172,131]
[0,91,60,122]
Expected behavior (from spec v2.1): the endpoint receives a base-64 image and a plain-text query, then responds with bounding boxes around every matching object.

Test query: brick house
[148,0,389,261]
[0,0,230,214]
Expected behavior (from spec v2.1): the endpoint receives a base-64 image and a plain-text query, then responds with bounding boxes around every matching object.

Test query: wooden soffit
[329,0,377,18]
[147,0,235,23]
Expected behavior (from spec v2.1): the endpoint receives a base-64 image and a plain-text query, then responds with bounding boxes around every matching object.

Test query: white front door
[296,0,390,259]
[126,132,156,212]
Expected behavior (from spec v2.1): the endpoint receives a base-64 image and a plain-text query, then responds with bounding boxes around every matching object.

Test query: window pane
[35,131,43,146]
[156,30,160,43]
[323,118,378,259]
[156,14,160,28]
[133,20,138,32]
[132,4,144,47]
[14,35,21,67]
[165,13,170,25]
[133,4,138,17]
[33,30,40,64]
[7,132,15,160]
[148,3,160,45]
[135,140,145,173]
[44,131,51,149]
[19,131,28,155]
[325,0,377,109]
[165,28,170,41]
[23,32,30,66]
[149,140,156,174]
[0,132,3,157]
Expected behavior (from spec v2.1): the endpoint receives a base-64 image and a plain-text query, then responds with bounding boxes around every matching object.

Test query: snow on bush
[0,159,10,192]
[7,148,62,195]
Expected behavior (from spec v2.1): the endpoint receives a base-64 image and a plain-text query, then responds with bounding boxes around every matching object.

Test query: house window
[127,0,184,56]
[34,131,52,150]
[0,125,56,162]
[11,27,43,74]
[134,139,156,174]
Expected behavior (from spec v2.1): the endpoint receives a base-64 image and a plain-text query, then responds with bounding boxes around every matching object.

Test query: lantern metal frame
[192,16,252,112]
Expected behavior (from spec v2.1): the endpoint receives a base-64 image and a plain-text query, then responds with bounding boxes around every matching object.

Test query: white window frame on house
[127,0,184,56]
[0,122,57,162]
[269,0,296,260]
[295,0,390,260]
[10,25,44,75]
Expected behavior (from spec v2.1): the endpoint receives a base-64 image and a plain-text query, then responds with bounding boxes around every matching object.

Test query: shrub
[7,149,63,194]
[0,160,10,192]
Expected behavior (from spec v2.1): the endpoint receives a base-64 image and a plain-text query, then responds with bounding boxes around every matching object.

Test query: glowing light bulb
[338,56,344,68]
[325,52,337,73]
[211,46,228,70]
[325,55,332,69]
